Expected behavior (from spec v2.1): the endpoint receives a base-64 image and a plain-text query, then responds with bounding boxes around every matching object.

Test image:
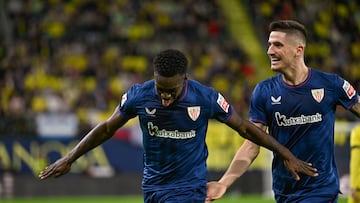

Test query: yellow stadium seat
[211,76,230,94]
[121,56,148,73]
[63,54,88,72]
[31,95,47,112]
[83,77,96,92]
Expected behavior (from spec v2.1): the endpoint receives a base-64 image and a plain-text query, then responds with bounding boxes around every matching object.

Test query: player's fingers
[38,167,47,176]
[38,166,51,179]
[39,171,50,179]
[283,160,300,181]
[290,170,300,181]
[39,170,52,179]
[39,165,58,179]
[302,162,318,177]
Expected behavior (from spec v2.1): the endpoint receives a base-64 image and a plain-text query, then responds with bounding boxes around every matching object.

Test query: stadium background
[0,0,359,201]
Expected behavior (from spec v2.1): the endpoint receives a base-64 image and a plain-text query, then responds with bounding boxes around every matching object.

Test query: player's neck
[282,65,309,86]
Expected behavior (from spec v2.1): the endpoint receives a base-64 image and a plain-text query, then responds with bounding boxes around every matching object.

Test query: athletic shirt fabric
[249,68,359,197]
[119,79,232,192]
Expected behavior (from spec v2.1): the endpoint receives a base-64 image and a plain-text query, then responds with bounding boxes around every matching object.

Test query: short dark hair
[269,20,307,43]
[153,49,188,77]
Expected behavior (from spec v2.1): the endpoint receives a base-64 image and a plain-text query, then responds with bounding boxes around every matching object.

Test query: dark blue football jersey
[119,79,232,192]
[249,68,359,197]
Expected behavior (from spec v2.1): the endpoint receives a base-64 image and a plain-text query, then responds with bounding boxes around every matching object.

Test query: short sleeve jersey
[249,68,359,197]
[119,79,232,191]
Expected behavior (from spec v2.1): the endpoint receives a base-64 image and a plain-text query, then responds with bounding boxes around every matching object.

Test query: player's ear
[296,44,304,56]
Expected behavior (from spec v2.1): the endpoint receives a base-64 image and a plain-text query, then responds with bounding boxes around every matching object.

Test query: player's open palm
[284,159,318,181]
[38,157,72,180]
[205,181,227,203]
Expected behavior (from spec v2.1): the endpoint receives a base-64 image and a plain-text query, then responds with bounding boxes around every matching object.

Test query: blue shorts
[143,185,206,203]
[275,193,338,203]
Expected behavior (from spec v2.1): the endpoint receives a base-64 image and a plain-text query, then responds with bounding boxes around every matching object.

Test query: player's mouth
[161,98,174,107]
[270,57,281,66]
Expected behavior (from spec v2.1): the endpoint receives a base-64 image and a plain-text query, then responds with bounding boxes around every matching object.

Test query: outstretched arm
[227,112,318,178]
[217,123,266,186]
[225,112,318,179]
[206,139,260,202]
[206,113,318,202]
[39,106,129,179]
[350,99,360,118]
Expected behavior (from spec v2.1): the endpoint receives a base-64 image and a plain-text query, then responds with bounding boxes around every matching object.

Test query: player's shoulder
[310,68,339,80]
[130,80,154,92]
[126,80,155,99]
[185,79,221,103]
[260,74,279,84]
[309,68,350,90]
[256,74,281,90]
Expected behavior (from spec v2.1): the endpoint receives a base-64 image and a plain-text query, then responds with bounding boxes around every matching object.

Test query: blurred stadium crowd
[0,0,359,138]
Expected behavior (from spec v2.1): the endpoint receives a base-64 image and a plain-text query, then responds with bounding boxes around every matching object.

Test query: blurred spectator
[0,93,36,137]
[0,0,249,136]
[1,0,359,137]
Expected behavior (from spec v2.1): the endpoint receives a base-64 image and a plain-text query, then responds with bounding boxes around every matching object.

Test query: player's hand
[284,159,318,181]
[205,181,227,202]
[38,157,72,180]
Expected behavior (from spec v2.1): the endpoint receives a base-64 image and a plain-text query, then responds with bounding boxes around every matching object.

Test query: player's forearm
[240,120,294,161]
[219,141,259,188]
[219,159,252,188]
[65,121,115,163]
[227,113,294,162]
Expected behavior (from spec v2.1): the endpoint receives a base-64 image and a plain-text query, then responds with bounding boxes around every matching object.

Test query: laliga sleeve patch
[121,93,127,107]
[342,80,356,99]
[217,93,229,113]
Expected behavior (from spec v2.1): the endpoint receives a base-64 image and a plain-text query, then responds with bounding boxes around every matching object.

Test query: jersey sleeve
[249,83,268,124]
[119,84,141,120]
[210,91,233,123]
[335,76,359,109]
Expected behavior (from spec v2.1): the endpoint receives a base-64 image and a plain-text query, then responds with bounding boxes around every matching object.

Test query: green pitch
[1,195,348,203]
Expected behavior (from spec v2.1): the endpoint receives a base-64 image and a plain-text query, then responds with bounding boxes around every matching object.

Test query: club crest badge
[311,88,324,103]
[187,106,200,121]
